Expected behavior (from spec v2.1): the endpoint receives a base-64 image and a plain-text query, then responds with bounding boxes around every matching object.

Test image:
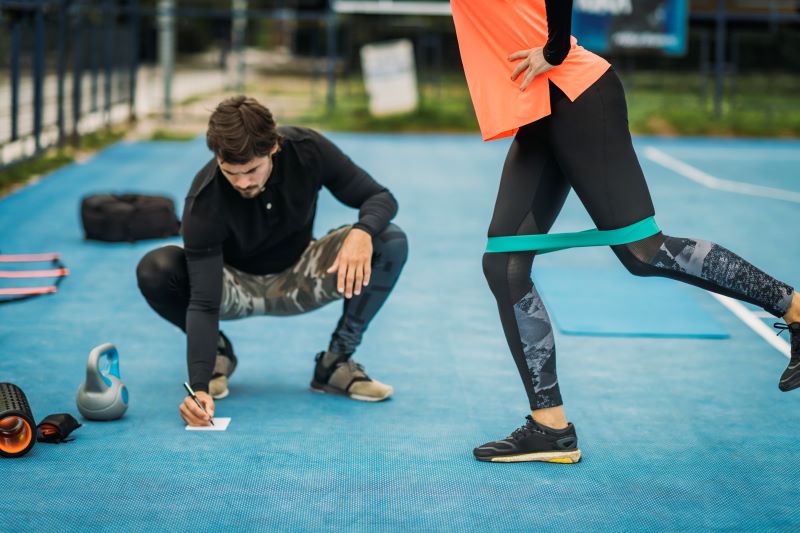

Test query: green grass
[0,128,128,197]
[178,94,208,107]
[623,72,800,137]
[297,75,478,133]
[150,130,199,142]
[297,71,800,138]
[79,129,127,150]
[0,151,75,196]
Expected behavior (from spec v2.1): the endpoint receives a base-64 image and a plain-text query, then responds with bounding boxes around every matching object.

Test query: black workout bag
[80,194,181,242]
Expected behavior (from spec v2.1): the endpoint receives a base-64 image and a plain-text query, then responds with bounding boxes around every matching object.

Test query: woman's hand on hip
[508,47,554,91]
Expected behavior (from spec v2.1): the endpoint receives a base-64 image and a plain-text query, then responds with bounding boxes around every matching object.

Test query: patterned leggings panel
[635,235,794,318]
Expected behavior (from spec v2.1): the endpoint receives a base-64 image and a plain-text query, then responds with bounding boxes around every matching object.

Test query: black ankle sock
[320,350,350,369]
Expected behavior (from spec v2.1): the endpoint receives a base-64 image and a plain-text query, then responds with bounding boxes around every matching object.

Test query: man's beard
[238,187,260,198]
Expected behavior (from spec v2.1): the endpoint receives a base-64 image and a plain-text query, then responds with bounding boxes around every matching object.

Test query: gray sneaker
[310,351,393,402]
[209,331,237,400]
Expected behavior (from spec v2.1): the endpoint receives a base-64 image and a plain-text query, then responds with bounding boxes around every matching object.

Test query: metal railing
[2,0,798,171]
[0,0,140,168]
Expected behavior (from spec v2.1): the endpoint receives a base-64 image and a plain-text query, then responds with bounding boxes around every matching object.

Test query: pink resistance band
[0,253,61,262]
[0,254,68,302]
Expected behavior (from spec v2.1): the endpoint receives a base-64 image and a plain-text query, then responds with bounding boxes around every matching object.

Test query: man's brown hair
[206,95,282,164]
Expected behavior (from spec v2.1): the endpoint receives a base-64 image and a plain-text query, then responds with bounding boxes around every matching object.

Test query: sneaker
[774,322,800,392]
[209,331,237,400]
[473,416,581,463]
[309,351,393,402]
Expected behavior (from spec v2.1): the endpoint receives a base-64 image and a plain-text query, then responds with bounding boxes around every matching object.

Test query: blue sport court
[2,133,799,531]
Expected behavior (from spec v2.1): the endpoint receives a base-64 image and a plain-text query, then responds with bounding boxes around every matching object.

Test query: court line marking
[708,292,790,359]
[644,146,793,357]
[643,146,800,203]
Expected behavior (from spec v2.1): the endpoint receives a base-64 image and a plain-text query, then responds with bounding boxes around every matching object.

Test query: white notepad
[185,417,231,431]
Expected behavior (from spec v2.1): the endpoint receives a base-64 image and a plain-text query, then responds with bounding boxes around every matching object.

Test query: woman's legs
[482,119,571,419]
[548,68,798,388]
[476,69,797,463]
[476,118,583,463]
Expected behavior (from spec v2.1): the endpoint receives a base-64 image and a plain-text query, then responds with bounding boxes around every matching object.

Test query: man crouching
[136,96,408,426]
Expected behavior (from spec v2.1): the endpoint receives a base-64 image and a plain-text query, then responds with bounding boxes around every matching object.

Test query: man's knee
[373,223,409,265]
[136,245,186,297]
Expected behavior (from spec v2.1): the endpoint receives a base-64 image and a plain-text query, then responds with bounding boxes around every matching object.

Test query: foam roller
[0,383,36,458]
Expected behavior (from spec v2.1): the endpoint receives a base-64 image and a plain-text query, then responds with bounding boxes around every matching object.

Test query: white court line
[644,146,793,357]
[708,292,790,359]
[643,147,800,203]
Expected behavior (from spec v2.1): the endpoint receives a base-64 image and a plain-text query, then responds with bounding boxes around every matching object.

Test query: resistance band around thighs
[486,216,660,254]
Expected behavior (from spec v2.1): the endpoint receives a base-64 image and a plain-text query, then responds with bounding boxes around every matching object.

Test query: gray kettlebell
[76,343,129,420]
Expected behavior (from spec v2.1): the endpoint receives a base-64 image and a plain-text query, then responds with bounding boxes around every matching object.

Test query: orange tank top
[451,0,610,141]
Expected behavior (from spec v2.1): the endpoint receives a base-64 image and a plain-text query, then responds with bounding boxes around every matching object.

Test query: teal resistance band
[486,216,661,254]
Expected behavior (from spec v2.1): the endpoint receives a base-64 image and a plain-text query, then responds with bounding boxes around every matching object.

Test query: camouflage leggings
[222,223,409,354]
[137,223,408,355]
[220,225,351,320]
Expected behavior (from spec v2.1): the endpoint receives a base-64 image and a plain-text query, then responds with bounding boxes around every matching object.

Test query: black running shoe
[474,416,581,463]
[774,322,800,392]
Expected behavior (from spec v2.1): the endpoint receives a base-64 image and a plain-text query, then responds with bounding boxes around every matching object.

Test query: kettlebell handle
[87,343,120,388]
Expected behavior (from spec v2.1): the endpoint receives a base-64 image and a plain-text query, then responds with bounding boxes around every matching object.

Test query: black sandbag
[80,194,180,242]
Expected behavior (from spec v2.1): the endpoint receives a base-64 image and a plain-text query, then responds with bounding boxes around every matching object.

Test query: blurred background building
[1,0,798,181]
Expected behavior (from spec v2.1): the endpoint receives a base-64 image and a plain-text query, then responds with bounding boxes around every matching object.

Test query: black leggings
[483,68,795,411]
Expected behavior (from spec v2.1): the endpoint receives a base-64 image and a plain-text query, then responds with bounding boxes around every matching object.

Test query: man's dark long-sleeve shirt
[181,126,398,391]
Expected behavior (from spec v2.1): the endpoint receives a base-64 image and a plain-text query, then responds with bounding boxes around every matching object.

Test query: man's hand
[180,390,215,427]
[327,227,373,299]
[508,46,554,91]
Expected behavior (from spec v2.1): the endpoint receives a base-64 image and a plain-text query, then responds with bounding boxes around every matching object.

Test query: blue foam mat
[534,267,730,338]
[1,135,799,532]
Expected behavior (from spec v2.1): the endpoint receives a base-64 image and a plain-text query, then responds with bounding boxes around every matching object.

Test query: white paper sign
[360,39,419,116]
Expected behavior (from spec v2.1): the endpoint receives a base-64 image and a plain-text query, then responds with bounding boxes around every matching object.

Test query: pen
[183,382,214,426]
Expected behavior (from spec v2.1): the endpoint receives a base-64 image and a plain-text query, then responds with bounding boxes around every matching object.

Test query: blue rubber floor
[534,267,729,338]
[2,134,799,532]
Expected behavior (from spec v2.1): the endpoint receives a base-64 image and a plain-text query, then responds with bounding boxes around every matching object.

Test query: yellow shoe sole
[481,449,582,464]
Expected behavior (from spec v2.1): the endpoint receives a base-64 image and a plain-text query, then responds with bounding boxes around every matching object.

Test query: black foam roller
[0,383,36,458]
